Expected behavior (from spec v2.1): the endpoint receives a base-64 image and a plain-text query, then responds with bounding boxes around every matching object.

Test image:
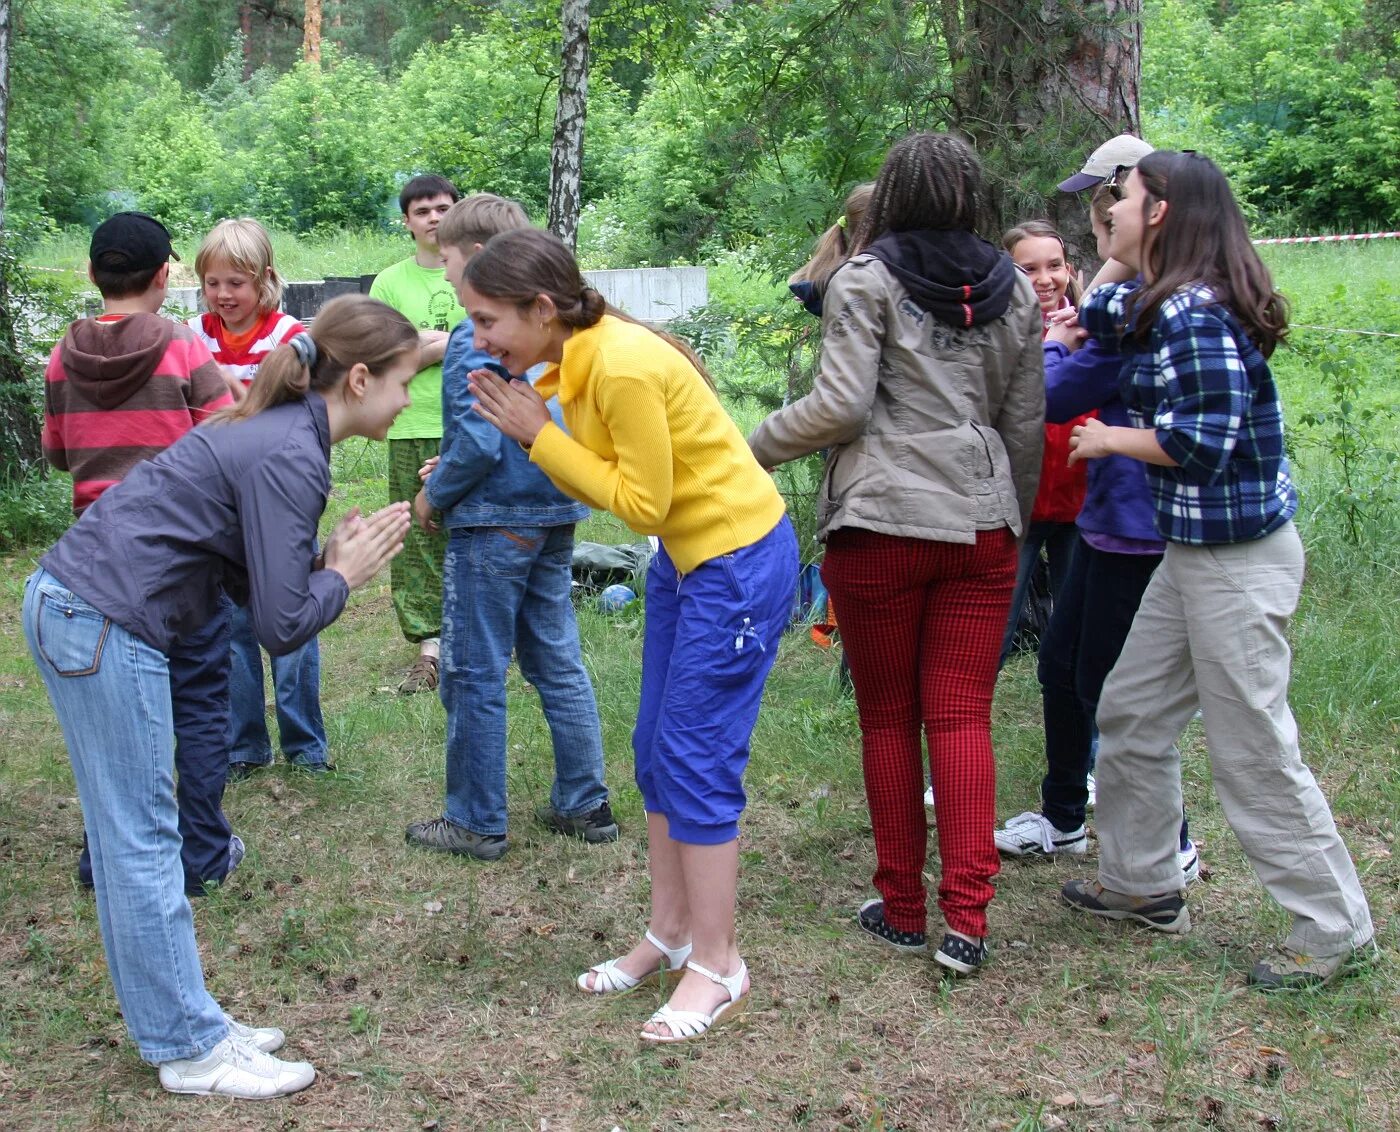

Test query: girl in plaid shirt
[1060,151,1373,990]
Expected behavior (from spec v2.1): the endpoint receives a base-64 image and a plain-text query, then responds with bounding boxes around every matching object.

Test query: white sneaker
[1085,773,1097,809]
[1179,839,1201,886]
[994,811,1088,857]
[159,1036,315,1098]
[923,786,935,807]
[222,1012,285,1053]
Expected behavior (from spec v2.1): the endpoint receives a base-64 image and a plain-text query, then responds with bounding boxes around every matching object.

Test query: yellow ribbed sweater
[530,315,786,574]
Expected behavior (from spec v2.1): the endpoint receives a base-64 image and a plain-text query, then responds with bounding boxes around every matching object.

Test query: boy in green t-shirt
[370,174,466,692]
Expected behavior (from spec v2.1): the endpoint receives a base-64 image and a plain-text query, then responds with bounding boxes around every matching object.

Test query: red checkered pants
[822,526,1016,937]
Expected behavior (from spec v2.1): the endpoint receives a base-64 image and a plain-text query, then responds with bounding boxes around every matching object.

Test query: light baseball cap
[1058,134,1155,193]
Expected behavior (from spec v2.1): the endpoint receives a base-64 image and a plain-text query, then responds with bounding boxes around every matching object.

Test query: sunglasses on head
[1105,165,1130,201]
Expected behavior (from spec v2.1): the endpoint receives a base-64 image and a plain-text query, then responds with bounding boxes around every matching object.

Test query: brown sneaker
[398,654,439,694]
[1248,939,1376,991]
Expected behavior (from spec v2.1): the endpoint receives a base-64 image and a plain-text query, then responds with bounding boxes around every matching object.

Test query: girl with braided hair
[750,132,1045,975]
[22,295,418,1096]
[464,227,796,1043]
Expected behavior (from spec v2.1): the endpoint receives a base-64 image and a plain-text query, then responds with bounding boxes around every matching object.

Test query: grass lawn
[0,244,1397,1130]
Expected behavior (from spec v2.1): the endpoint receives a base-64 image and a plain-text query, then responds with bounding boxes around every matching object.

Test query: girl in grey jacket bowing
[22,295,417,1100]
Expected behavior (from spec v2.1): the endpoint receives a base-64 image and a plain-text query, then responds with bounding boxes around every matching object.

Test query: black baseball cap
[89,212,180,272]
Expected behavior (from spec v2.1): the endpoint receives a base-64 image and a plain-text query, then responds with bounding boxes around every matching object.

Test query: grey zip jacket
[749,252,1045,543]
[42,395,347,656]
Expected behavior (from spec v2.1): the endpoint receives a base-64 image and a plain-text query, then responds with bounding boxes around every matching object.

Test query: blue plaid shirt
[1080,282,1297,546]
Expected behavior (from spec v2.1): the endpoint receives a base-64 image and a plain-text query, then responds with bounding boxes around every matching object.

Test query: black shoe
[535,801,620,843]
[405,816,509,861]
[856,899,927,953]
[228,761,265,782]
[934,932,988,976]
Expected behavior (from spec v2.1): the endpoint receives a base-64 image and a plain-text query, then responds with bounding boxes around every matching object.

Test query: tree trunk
[547,0,590,251]
[943,0,1142,268]
[0,0,8,231]
[241,4,255,79]
[304,0,322,64]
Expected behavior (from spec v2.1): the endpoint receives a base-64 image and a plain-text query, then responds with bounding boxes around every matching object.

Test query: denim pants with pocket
[440,524,608,835]
[633,517,798,845]
[227,604,328,767]
[79,595,236,893]
[24,568,228,1063]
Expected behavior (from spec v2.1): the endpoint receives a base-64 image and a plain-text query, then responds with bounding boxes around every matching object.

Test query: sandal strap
[645,1003,710,1040]
[681,958,747,1004]
[579,959,640,994]
[644,930,693,969]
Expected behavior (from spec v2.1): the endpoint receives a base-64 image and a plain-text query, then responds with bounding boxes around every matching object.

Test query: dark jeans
[1037,537,1187,848]
[78,597,236,895]
[999,520,1079,665]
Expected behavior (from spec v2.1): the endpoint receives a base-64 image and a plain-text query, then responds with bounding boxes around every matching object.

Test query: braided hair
[853,133,986,252]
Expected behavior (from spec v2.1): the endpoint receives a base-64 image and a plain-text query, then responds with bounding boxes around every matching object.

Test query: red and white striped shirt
[188,310,304,386]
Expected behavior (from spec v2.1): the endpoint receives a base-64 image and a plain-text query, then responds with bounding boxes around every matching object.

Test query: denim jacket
[424,318,589,529]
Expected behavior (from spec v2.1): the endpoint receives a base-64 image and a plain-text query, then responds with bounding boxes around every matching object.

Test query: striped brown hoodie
[43,313,233,513]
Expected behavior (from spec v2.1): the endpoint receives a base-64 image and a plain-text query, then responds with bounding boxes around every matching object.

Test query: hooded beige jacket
[749,253,1044,544]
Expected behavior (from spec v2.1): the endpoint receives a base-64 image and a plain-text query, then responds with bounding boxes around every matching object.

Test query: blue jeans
[227,605,327,767]
[634,517,798,845]
[440,525,607,835]
[24,569,227,1064]
[79,597,236,894]
[999,519,1079,665]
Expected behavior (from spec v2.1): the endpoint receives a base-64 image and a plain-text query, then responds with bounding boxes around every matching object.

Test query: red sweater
[43,314,233,513]
[1030,300,1090,524]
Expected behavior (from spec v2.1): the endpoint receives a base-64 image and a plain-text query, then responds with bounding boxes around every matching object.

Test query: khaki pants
[1094,523,1372,955]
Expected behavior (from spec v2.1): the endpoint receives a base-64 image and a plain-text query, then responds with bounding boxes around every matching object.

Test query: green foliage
[1143,0,1400,231]
[243,55,397,232]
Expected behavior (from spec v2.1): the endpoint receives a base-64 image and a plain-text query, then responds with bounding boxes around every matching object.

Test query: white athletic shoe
[159,1036,315,1099]
[1179,839,1201,886]
[222,1012,285,1053]
[994,811,1088,857]
[923,785,935,807]
[1085,773,1097,809]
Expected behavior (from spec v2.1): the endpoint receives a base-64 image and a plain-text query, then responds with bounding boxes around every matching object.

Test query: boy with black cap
[43,211,247,895]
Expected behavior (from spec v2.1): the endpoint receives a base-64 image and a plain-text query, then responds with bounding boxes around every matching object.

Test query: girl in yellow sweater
[466,228,795,1044]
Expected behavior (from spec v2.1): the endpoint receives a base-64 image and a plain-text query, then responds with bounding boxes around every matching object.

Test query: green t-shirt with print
[369,257,466,440]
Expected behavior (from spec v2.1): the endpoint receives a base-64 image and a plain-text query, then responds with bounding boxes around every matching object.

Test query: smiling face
[1106,168,1167,274]
[462,283,555,375]
[202,259,266,334]
[354,351,419,440]
[402,193,457,255]
[1010,235,1073,313]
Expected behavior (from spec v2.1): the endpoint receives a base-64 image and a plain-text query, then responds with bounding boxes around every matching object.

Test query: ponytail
[466,228,720,391]
[790,182,875,296]
[210,295,418,424]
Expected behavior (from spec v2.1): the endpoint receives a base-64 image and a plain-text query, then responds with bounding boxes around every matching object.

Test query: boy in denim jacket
[406,195,615,860]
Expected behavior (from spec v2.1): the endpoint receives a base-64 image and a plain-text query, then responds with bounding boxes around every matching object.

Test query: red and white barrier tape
[1254,231,1400,246]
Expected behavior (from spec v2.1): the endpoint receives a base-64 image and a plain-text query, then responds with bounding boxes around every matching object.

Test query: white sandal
[639,959,749,1043]
[577,930,692,995]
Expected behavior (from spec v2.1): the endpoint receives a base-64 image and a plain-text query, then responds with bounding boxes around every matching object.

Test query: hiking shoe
[535,801,620,843]
[1248,939,1376,991]
[227,761,266,782]
[405,816,508,861]
[855,899,927,953]
[1061,879,1191,933]
[158,1036,315,1098]
[994,811,1088,857]
[934,932,989,976]
[222,1012,284,1054]
[1179,839,1200,886]
[398,654,439,694]
[226,835,246,877]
